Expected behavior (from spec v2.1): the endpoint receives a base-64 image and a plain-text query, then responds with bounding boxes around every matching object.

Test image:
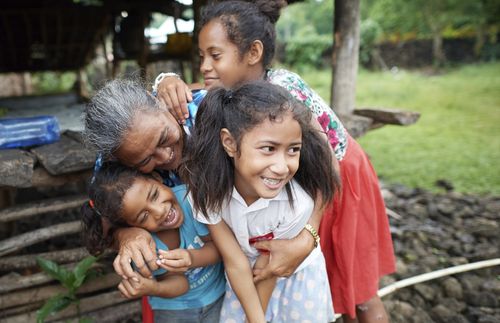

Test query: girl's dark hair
[200,0,287,68]
[81,162,153,255]
[181,80,340,218]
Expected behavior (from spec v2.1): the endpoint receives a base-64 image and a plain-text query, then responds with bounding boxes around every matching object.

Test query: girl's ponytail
[81,201,112,256]
[253,0,287,24]
[182,87,235,217]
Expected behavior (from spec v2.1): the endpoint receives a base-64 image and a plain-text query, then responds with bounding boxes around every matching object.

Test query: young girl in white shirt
[181,81,340,322]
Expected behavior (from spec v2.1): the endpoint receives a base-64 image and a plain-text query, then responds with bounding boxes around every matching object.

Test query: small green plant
[36,256,98,323]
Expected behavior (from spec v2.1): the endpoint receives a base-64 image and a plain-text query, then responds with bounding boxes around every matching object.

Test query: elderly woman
[84,78,319,282]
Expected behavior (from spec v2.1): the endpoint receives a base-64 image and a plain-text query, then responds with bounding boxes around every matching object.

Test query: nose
[150,203,165,220]
[200,58,212,74]
[154,147,172,166]
[269,154,289,176]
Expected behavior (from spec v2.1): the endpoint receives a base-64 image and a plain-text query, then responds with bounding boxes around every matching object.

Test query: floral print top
[266,68,348,161]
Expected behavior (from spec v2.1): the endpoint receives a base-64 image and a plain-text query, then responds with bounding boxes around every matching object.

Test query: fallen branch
[0,273,120,310]
[386,207,402,220]
[0,221,81,257]
[333,258,500,320]
[378,258,500,298]
[0,194,87,223]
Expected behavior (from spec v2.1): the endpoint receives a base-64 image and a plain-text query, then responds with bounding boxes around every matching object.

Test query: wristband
[152,72,181,94]
[304,224,320,248]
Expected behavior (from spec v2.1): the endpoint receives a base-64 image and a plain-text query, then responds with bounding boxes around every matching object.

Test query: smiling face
[121,177,184,232]
[114,107,183,174]
[224,111,302,205]
[198,19,262,89]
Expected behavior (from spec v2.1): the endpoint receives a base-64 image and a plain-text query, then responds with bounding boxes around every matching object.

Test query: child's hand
[157,248,193,272]
[118,275,155,299]
[156,76,192,124]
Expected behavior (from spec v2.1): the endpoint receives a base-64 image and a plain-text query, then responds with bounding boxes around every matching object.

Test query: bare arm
[118,272,188,299]
[157,237,221,272]
[253,254,276,313]
[209,221,266,323]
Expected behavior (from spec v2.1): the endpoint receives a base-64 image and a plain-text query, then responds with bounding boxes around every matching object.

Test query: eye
[261,146,274,153]
[289,146,301,154]
[152,188,159,202]
[212,53,221,60]
[140,211,149,224]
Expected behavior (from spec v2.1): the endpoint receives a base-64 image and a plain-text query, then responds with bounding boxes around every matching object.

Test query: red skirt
[320,135,396,319]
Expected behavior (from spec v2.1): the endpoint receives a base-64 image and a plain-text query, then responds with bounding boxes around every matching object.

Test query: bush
[281,34,332,71]
[360,19,383,65]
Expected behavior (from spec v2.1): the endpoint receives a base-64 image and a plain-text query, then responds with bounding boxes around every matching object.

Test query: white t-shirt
[192,179,321,271]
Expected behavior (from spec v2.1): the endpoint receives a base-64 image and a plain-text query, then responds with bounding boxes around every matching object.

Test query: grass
[301,63,500,194]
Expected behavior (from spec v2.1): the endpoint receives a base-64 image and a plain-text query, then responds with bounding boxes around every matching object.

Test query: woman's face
[114,107,183,173]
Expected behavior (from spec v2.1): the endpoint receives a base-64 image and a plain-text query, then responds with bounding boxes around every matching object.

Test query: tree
[331,0,360,115]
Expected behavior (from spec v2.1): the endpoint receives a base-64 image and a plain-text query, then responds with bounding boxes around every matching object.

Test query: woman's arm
[113,227,158,279]
[209,221,266,323]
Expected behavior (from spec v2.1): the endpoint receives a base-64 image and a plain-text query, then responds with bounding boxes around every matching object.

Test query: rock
[439,297,466,313]
[414,284,436,302]
[465,291,499,308]
[482,279,500,295]
[467,218,499,238]
[442,277,463,299]
[432,304,454,322]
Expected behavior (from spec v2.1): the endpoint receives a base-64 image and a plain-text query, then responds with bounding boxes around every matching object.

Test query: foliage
[300,63,500,194]
[36,256,98,323]
[359,19,383,65]
[283,34,332,71]
[31,72,76,95]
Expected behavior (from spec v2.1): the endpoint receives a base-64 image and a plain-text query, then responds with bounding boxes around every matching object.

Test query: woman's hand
[252,229,315,282]
[113,227,158,279]
[156,76,192,124]
[157,248,193,272]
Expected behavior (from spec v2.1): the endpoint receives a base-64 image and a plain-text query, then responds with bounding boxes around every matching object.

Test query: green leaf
[79,317,94,323]
[73,256,98,289]
[36,257,74,289]
[36,294,73,323]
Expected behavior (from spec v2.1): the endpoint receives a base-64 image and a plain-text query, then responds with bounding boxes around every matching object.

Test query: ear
[220,128,237,157]
[246,40,264,66]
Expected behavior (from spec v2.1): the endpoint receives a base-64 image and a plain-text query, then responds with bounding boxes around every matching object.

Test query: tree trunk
[331,0,361,116]
[432,32,446,66]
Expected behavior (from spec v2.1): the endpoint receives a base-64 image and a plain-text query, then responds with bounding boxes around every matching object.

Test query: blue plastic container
[0,115,61,149]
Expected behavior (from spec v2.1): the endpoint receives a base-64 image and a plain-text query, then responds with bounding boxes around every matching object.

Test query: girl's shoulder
[267,68,305,85]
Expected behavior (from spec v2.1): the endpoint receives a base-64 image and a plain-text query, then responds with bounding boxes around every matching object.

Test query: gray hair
[84,79,160,156]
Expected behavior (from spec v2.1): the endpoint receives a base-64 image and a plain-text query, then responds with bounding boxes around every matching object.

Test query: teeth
[263,178,281,186]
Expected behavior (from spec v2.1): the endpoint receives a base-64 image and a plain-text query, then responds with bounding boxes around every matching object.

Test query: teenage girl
[181,81,338,322]
[157,1,396,321]
[81,162,226,323]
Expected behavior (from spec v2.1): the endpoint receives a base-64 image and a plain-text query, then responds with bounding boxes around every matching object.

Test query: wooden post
[331,0,360,116]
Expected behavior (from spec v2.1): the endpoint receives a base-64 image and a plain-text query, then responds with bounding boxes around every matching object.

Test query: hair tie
[222,90,233,105]
[89,199,102,217]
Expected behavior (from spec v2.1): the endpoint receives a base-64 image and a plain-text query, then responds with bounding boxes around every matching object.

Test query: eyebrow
[133,127,167,168]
